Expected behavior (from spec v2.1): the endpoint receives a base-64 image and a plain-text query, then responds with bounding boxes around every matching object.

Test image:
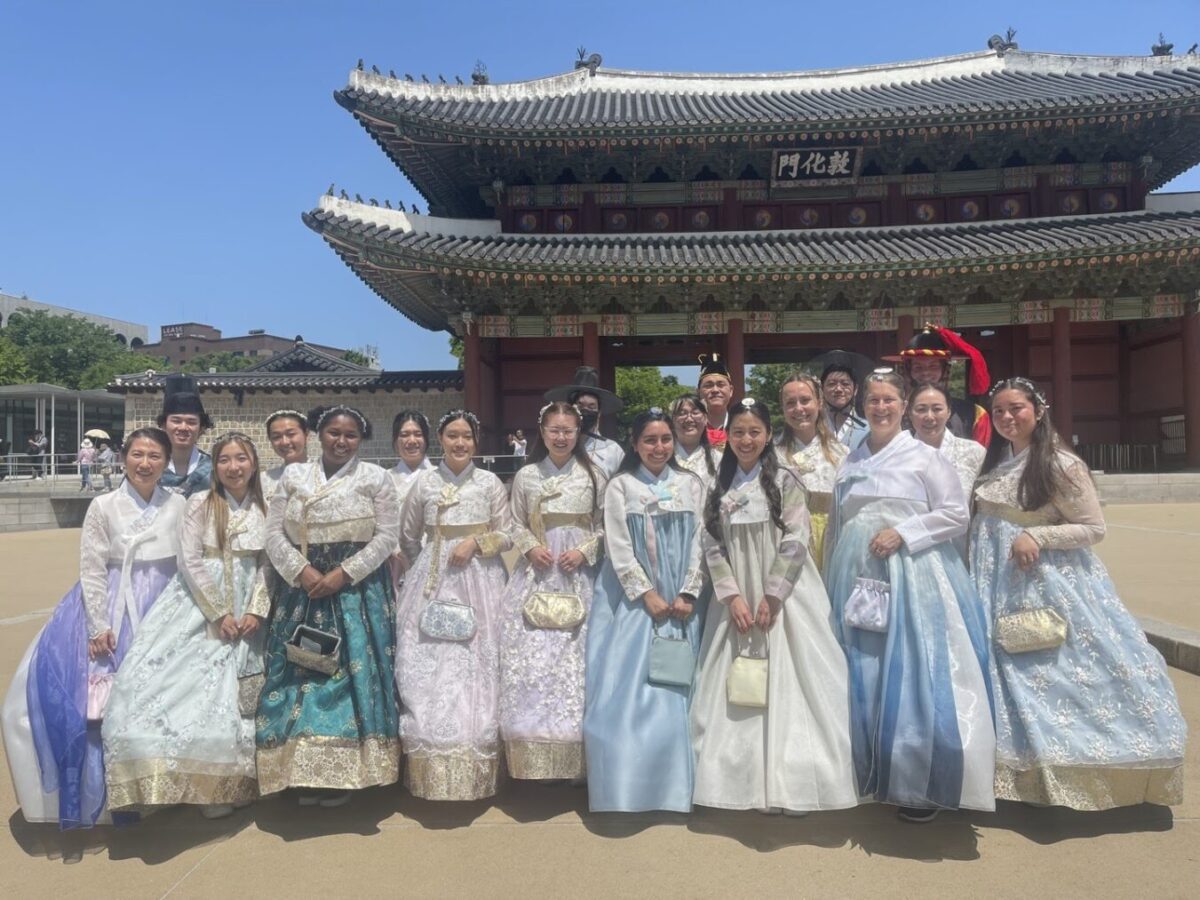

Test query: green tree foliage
[448,335,464,369]
[744,363,803,426]
[341,348,373,367]
[4,309,141,389]
[80,352,168,389]
[614,366,690,439]
[177,351,256,374]
[0,334,30,385]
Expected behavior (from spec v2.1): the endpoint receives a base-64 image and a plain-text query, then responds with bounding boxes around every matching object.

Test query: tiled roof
[244,342,376,373]
[109,370,462,392]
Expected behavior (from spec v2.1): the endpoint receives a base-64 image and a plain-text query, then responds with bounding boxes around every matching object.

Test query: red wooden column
[727,317,746,399]
[464,328,482,413]
[1183,302,1200,468]
[582,321,600,369]
[1051,306,1074,441]
[896,314,915,353]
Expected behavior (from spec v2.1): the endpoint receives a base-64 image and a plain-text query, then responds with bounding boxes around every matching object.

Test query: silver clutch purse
[843,576,890,633]
[419,598,478,642]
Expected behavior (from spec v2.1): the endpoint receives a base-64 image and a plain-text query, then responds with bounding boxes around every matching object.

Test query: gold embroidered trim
[106,759,257,810]
[475,530,507,558]
[995,762,1184,810]
[974,499,1046,528]
[505,740,584,780]
[404,749,501,801]
[238,673,265,718]
[541,512,593,532]
[424,523,489,541]
[256,735,400,795]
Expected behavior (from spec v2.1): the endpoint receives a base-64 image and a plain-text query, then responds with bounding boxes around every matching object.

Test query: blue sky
[2,1,1197,370]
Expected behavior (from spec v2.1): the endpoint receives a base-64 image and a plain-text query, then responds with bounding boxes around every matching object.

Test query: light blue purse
[648,621,695,687]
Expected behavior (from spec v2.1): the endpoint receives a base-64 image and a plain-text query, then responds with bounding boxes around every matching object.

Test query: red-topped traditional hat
[882,323,991,395]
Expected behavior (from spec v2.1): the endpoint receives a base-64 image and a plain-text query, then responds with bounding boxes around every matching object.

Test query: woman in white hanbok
[261,409,310,501]
[670,393,720,486]
[500,402,605,780]
[774,373,846,572]
[395,411,513,800]
[388,410,435,597]
[825,371,994,822]
[103,433,270,818]
[2,429,184,827]
[692,400,857,813]
[971,379,1185,809]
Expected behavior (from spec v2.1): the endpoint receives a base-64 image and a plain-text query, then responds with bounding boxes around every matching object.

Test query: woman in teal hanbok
[258,406,401,807]
[583,409,708,813]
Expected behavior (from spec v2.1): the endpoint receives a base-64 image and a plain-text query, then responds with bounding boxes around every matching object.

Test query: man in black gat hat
[544,366,625,478]
[157,373,214,496]
[697,353,735,450]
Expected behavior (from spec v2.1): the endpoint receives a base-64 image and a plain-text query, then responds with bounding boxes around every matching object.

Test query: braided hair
[705,399,786,541]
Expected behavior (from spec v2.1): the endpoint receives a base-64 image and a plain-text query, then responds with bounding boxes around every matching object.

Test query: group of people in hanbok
[0,323,1187,834]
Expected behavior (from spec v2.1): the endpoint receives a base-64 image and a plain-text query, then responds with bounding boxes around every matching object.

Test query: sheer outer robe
[500,457,605,779]
[103,490,270,809]
[971,447,1186,808]
[257,458,401,793]
[2,483,184,825]
[583,465,708,813]
[776,434,846,572]
[825,431,995,811]
[395,462,513,800]
[692,465,858,811]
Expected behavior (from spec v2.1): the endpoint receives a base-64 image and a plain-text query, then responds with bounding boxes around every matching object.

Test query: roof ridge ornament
[986,28,1019,56]
[1151,33,1174,57]
[575,46,602,76]
[471,60,489,85]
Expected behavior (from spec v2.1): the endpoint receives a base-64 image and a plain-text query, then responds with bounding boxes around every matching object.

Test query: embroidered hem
[995,761,1184,810]
[106,760,257,809]
[404,749,501,800]
[505,740,585,780]
[256,735,400,794]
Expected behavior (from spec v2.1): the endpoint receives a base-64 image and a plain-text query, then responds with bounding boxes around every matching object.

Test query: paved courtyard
[0,507,1197,898]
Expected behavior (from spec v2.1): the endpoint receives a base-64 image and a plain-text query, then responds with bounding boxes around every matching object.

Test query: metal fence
[1074,444,1160,473]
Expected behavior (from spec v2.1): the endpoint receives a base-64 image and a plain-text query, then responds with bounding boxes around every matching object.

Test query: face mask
[580,411,599,432]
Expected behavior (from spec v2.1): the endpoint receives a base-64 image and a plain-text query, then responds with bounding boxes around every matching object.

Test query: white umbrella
[84,428,110,440]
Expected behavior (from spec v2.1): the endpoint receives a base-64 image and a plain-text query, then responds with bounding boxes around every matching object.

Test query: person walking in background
[26,430,47,480]
[96,441,116,492]
[77,439,96,492]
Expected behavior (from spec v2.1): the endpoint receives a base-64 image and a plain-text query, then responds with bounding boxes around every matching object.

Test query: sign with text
[772,147,862,186]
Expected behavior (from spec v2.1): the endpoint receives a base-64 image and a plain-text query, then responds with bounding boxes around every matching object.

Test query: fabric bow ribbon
[424,483,462,597]
[642,481,678,572]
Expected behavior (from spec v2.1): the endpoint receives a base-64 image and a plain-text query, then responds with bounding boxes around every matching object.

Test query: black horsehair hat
[544,366,624,414]
[161,373,208,419]
[697,352,730,379]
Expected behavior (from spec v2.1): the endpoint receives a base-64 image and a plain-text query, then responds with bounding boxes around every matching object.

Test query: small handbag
[648,621,695,688]
[523,571,586,630]
[843,577,890,633]
[419,597,477,642]
[995,607,1068,654]
[285,596,342,676]
[86,673,114,722]
[727,629,769,709]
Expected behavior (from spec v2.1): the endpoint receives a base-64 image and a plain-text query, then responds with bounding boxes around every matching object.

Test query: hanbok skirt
[826,501,995,811]
[691,520,857,812]
[103,554,265,809]
[2,560,175,826]
[971,512,1186,809]
[583,510,708,813]
[499,524,595,780]
[396,536,508,800]
[256,541,399,794]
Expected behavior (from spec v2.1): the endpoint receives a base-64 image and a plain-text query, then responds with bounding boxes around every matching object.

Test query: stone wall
[123,386,466,463]
[0,496,91,533]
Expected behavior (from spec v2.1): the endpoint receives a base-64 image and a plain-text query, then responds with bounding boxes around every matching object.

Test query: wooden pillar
[727,317,746,399]
[582,321,600,369]
[464,328,482,413]
[1051,306,1073,441]
[1183,304,1200,468]
[896,314,915,352]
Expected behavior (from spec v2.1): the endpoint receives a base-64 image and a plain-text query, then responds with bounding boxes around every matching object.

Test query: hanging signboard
[771,147,863,186]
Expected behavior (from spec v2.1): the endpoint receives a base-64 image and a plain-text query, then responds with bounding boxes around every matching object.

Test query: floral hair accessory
[648,406,664,416]
[265,409,307,428]
[315,405,369,435]
[742,397,757,407]
[989,377,1050,408]
[438,409,481,437]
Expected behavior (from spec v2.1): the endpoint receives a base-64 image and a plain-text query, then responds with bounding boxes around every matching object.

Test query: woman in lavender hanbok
[395,410,513,800]
[971,379,1186,809]
[1,429,184,826]
[500,402,605,781]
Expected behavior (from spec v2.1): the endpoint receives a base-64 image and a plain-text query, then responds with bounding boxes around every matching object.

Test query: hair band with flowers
[989,377,1049,408]
[438,409,481,433]
[316,405,368,435]
[265,408,307,426]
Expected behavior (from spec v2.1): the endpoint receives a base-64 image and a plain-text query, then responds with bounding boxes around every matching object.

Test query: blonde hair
[779,373,839,467]
[205,433,266,552]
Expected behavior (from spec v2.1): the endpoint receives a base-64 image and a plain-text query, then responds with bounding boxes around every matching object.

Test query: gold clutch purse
[523,590,586,630]
[995,607,1068,654]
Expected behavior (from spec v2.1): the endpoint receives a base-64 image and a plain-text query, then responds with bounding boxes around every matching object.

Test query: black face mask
[580,411,599,432]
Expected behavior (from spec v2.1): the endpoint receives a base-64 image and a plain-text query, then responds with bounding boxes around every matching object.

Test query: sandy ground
[0,508,1197,898]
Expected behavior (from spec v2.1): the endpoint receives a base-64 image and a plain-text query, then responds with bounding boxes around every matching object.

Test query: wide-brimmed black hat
[810,349,877,386]
[161,373,209,420]
[697,352,730,380]
[544,366,624,414]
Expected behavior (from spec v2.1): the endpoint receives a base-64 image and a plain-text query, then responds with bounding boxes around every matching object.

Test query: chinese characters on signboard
[771,148,862,185]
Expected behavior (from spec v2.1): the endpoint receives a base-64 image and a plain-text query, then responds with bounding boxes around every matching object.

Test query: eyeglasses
[543,427,579,437]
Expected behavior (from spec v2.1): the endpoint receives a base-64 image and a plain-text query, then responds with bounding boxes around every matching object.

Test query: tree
[0,334,30,385]
[448,335,464,369]
[614,366,690,439]
[4,309,134,389]
[744,363,798,425]
[342,345,379,367]
[178,351,256,374]
[79,352,168,389]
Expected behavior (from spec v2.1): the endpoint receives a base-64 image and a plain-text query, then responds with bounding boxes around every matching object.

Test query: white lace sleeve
[605,476,653,601]
[509,467,540,556]
[79,501,112,638]
[678,474,706,600]
[266,473,307,586]
[178,493,225,622]
[398,477,428,565]
[342,471,400,584]
[575,468,607,565]
[1027,460,1106,550]
[247,552,272,619]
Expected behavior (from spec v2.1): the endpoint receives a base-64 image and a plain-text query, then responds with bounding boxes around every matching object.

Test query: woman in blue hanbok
[584,409,708,813]
[1,428,184,827]
[258,406,401,807]
[826,370,994,822]
[972,379,1186,809]
[103,433,271,818]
